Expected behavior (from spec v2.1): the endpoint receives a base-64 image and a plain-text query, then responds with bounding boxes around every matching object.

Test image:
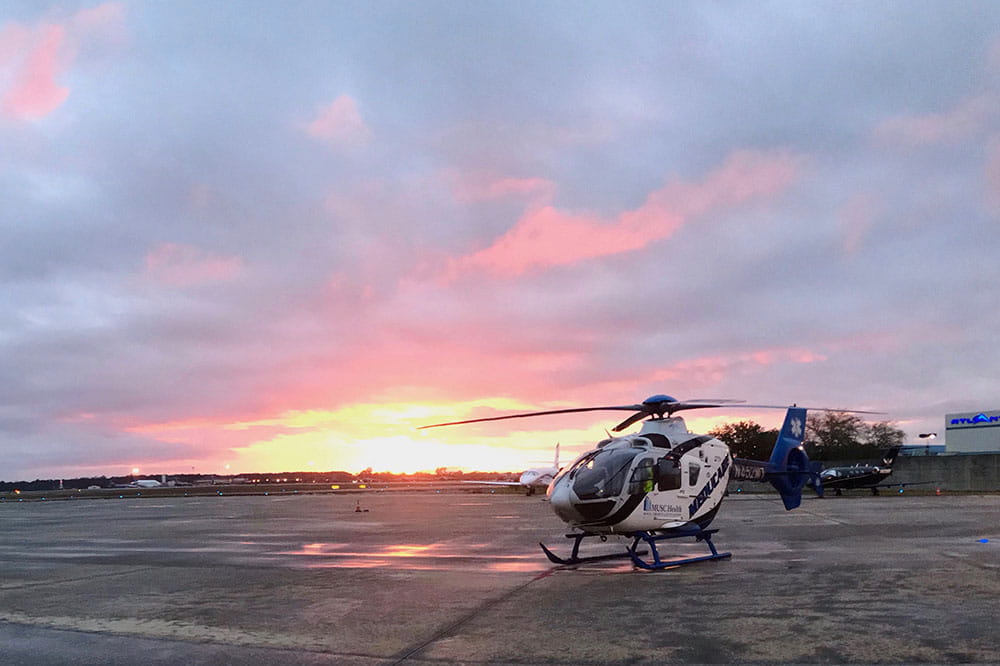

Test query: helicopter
[421,394,878,570]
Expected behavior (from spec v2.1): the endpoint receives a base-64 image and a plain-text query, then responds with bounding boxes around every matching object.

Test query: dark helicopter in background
[422,394,879,570]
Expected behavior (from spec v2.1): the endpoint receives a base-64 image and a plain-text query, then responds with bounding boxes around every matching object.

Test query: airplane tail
[881,445,902,466]
[765,407,822,509]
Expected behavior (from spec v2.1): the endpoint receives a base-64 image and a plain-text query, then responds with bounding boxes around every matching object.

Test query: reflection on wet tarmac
[382,544,439,557]
[283,541,550,572]
[487,560,549,572]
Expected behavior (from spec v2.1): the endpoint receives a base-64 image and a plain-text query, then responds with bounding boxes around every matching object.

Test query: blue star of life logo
[790,417,803,438]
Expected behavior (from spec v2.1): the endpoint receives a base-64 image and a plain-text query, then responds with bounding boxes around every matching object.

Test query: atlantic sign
[947,411,1000,428]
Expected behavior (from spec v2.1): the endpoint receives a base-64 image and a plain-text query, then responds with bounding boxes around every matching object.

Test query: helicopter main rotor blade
[419,398,884,431]
[735,404,885,415]
[684,399,746,404]
[418,404,644,430]
[612,411,648,432]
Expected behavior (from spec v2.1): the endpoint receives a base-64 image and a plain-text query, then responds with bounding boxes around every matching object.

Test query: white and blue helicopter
[422,394,878,570]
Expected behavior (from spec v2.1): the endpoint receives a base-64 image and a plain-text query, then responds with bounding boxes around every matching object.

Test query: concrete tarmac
[1,490,998,664]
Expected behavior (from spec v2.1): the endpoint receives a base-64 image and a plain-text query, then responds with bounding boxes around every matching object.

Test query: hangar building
[945,410,1000,453]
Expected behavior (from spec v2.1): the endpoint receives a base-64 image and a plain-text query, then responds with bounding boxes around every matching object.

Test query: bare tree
[804,412,905,461]
[708,420,778,460]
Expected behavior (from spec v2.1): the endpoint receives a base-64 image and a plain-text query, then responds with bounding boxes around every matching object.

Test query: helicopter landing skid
[539,532,648,566]
[539,528,731,570]
[627,528,732,570]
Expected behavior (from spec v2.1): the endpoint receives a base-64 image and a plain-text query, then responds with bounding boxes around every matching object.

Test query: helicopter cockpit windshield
[569,448,640,500]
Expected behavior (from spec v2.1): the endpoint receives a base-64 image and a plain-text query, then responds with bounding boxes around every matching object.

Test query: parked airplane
[518,443,561,494]
[111,478,162,489]
[819,446,929,495]
[469,444,561,495]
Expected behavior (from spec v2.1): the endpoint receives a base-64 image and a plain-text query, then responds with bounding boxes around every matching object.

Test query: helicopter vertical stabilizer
[765,407,814,510]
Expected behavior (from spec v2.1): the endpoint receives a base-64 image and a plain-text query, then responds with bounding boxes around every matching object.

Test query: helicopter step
[539,528,731,570]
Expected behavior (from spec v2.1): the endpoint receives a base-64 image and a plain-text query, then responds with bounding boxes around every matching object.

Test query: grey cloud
[4,1,1000,478]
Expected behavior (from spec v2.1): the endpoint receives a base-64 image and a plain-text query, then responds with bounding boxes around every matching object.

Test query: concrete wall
[892,454,1000,492]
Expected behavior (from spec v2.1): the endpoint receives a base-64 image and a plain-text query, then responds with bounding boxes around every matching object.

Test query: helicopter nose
[548,482,583,523]
[549,482,620,525]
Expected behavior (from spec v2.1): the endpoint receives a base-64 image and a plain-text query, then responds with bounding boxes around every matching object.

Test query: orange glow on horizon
[122,398,609,475]
[110,397,840,477]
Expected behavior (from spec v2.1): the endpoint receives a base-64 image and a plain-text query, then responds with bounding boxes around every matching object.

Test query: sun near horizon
[72,397,614,480]
[62,398,837,483]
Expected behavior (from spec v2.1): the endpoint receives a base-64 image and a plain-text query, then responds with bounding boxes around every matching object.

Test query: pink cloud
[0,3,126,120]
[634,347,829,389]
[455,204,669,277]
[449,172,557,204]
[143,243,244,287]
[0,23,69,119]
[873,95,995,147]
[451,149,802,277]
[305,95,371,146]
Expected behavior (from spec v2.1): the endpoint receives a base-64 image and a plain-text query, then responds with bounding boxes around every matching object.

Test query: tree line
[708,412,905,462]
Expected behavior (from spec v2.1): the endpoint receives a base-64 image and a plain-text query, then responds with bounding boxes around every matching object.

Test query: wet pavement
[1,491,998,664]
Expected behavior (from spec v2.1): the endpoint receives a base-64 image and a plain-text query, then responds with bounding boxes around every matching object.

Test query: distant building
[945,410,1000,454]
[899,444,946,457]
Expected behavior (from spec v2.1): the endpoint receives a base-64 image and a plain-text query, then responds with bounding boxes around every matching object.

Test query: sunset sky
[4,2,1000,481]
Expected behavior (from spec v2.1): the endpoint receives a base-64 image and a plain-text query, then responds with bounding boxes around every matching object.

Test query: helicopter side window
[656,458,681,491]
[628,458,656,495]
[688,462,701,487]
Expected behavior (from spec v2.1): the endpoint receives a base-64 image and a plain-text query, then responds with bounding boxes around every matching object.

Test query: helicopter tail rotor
[764,407,820,510]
